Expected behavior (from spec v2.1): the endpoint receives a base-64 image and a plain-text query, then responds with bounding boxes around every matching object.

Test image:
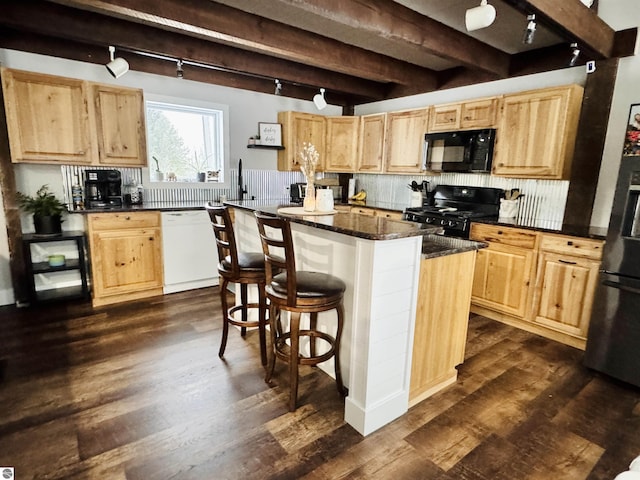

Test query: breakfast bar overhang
[228,200,484,436]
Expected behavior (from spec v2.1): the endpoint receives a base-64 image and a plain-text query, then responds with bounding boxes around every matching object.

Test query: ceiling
[0,0,636,108]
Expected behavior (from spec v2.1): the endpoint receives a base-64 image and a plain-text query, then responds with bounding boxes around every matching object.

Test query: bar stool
[254,212,347,411]
[206,204,268,365]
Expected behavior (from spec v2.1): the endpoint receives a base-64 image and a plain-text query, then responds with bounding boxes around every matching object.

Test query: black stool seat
[270,272,346,299]
[206,204,269,366]
[254,212,347,411]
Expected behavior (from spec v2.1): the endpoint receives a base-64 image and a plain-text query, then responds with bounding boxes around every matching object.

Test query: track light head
[569,42,581,67]
[106,45,129,79]
[313,88,327,110]
[522,14,536,45]
[176,59,184,79]
[465,0,496,32]
[274,79,282,96]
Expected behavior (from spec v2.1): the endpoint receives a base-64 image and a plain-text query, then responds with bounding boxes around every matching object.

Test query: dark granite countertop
[71,198,608,242]
[226,199,440,241]
[472,218,607,241]
[421,234,487,259]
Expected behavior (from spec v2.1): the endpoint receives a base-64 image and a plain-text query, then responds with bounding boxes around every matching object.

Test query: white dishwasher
[161,210,219,294]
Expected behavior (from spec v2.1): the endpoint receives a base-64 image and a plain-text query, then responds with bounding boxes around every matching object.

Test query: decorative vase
[303,181,316,212]
[33,215,62,235]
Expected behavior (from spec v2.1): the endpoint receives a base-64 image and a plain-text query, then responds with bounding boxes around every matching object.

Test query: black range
[404,185,503,238]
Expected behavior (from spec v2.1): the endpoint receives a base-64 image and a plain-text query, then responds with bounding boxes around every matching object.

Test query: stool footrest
[274,330,337,365]
[227,303,267,328]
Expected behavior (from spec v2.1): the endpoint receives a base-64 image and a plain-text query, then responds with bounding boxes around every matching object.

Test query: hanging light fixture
[176,59,184,79]
[465,0,496,32]
[313,88,327,110]
[522,14,536,45]
[569,42,581,67]
[105,45,129,78]
[274,79,282,95]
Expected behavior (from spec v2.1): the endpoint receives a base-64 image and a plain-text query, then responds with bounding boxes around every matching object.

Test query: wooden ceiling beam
[503,0,636,59]
[0,1,389,101]
[221,0,511,78]
[46,0,439,89]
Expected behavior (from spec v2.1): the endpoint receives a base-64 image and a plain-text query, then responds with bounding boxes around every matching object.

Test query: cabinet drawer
[351,207,376,216]
[540,234,604,260]
[87,211,160,230]
[470,223,538,249]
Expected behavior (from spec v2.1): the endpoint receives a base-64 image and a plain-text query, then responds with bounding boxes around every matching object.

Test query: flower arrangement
[298,142,319,211]
[299,142,319,181]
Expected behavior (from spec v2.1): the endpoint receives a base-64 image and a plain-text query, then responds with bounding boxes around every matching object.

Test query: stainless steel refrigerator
[584,155,640,387]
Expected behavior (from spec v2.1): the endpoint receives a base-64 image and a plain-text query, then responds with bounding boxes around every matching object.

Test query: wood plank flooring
[0,286,639,479]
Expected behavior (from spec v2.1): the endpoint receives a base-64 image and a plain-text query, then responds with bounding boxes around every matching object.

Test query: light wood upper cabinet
[384,107,429,174]
[357,113,386,173]
[277,111,326,171]
[493,85,583,179]
[530,234,603,340]
[1,68,147,167]
[87,212,163,307]
[1,68,94,164]
[92,84,147,166]
[429,97,499,132]
[325,116,359,172]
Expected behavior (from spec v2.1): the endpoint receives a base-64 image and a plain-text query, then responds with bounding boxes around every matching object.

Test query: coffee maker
[84,169,123,209]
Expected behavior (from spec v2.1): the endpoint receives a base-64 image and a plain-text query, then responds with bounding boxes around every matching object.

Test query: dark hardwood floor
[1,287,639,479]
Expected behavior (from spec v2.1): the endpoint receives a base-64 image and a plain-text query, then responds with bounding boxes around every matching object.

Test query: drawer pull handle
[567,241,574,246]
[497,230,503,235]
[558,259,577,265]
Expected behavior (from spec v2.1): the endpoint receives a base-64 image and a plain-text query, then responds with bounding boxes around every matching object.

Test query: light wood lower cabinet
[410,250,476,405]
[87,212,164,307]
[530,234,603,342]
[471,242,536,318]
[469,223,604,349]
[349,206,404,219]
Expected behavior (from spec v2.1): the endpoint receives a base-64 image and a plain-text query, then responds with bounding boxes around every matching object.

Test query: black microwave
[423,128,496,173]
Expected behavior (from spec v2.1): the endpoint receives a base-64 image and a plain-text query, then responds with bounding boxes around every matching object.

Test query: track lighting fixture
[176,59,184,79]
[313,88,327,110]
[569,42,581,67]
[274,79,282,95]
[522,14,536,45]
[465,0,496,32]
[105,45,129,79]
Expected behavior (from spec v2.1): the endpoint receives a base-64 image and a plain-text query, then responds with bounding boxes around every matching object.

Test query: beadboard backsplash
[62,166,568,228]
[353,173,569,230]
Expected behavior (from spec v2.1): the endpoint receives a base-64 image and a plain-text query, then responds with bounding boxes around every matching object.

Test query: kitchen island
[227,200,485,436]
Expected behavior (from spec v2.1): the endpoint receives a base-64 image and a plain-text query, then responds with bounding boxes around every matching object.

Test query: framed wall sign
[624,104,640,156]
[258,122,282,146]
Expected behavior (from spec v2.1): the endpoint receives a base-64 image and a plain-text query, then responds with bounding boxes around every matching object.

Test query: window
[145,96,228,185]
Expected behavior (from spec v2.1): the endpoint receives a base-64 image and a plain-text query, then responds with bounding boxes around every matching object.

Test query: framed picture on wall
[624,104,640,156]
[258,122,282,147]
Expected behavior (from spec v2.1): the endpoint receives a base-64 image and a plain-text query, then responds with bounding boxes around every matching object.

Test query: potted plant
[16,184,68,235]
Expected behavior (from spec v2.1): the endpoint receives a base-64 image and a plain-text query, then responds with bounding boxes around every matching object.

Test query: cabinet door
[493,85,583,179]
[277,111,326,171]
[384,108,429,173]
[429,104,460,132]
[90,227,163,298]
[531,252,600,339]
[471,243,535,318]
[357,113,385,173]
[460,97,498,129]
[93,84,147,166]
[325,116,358,172]
[1,68,93,164]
